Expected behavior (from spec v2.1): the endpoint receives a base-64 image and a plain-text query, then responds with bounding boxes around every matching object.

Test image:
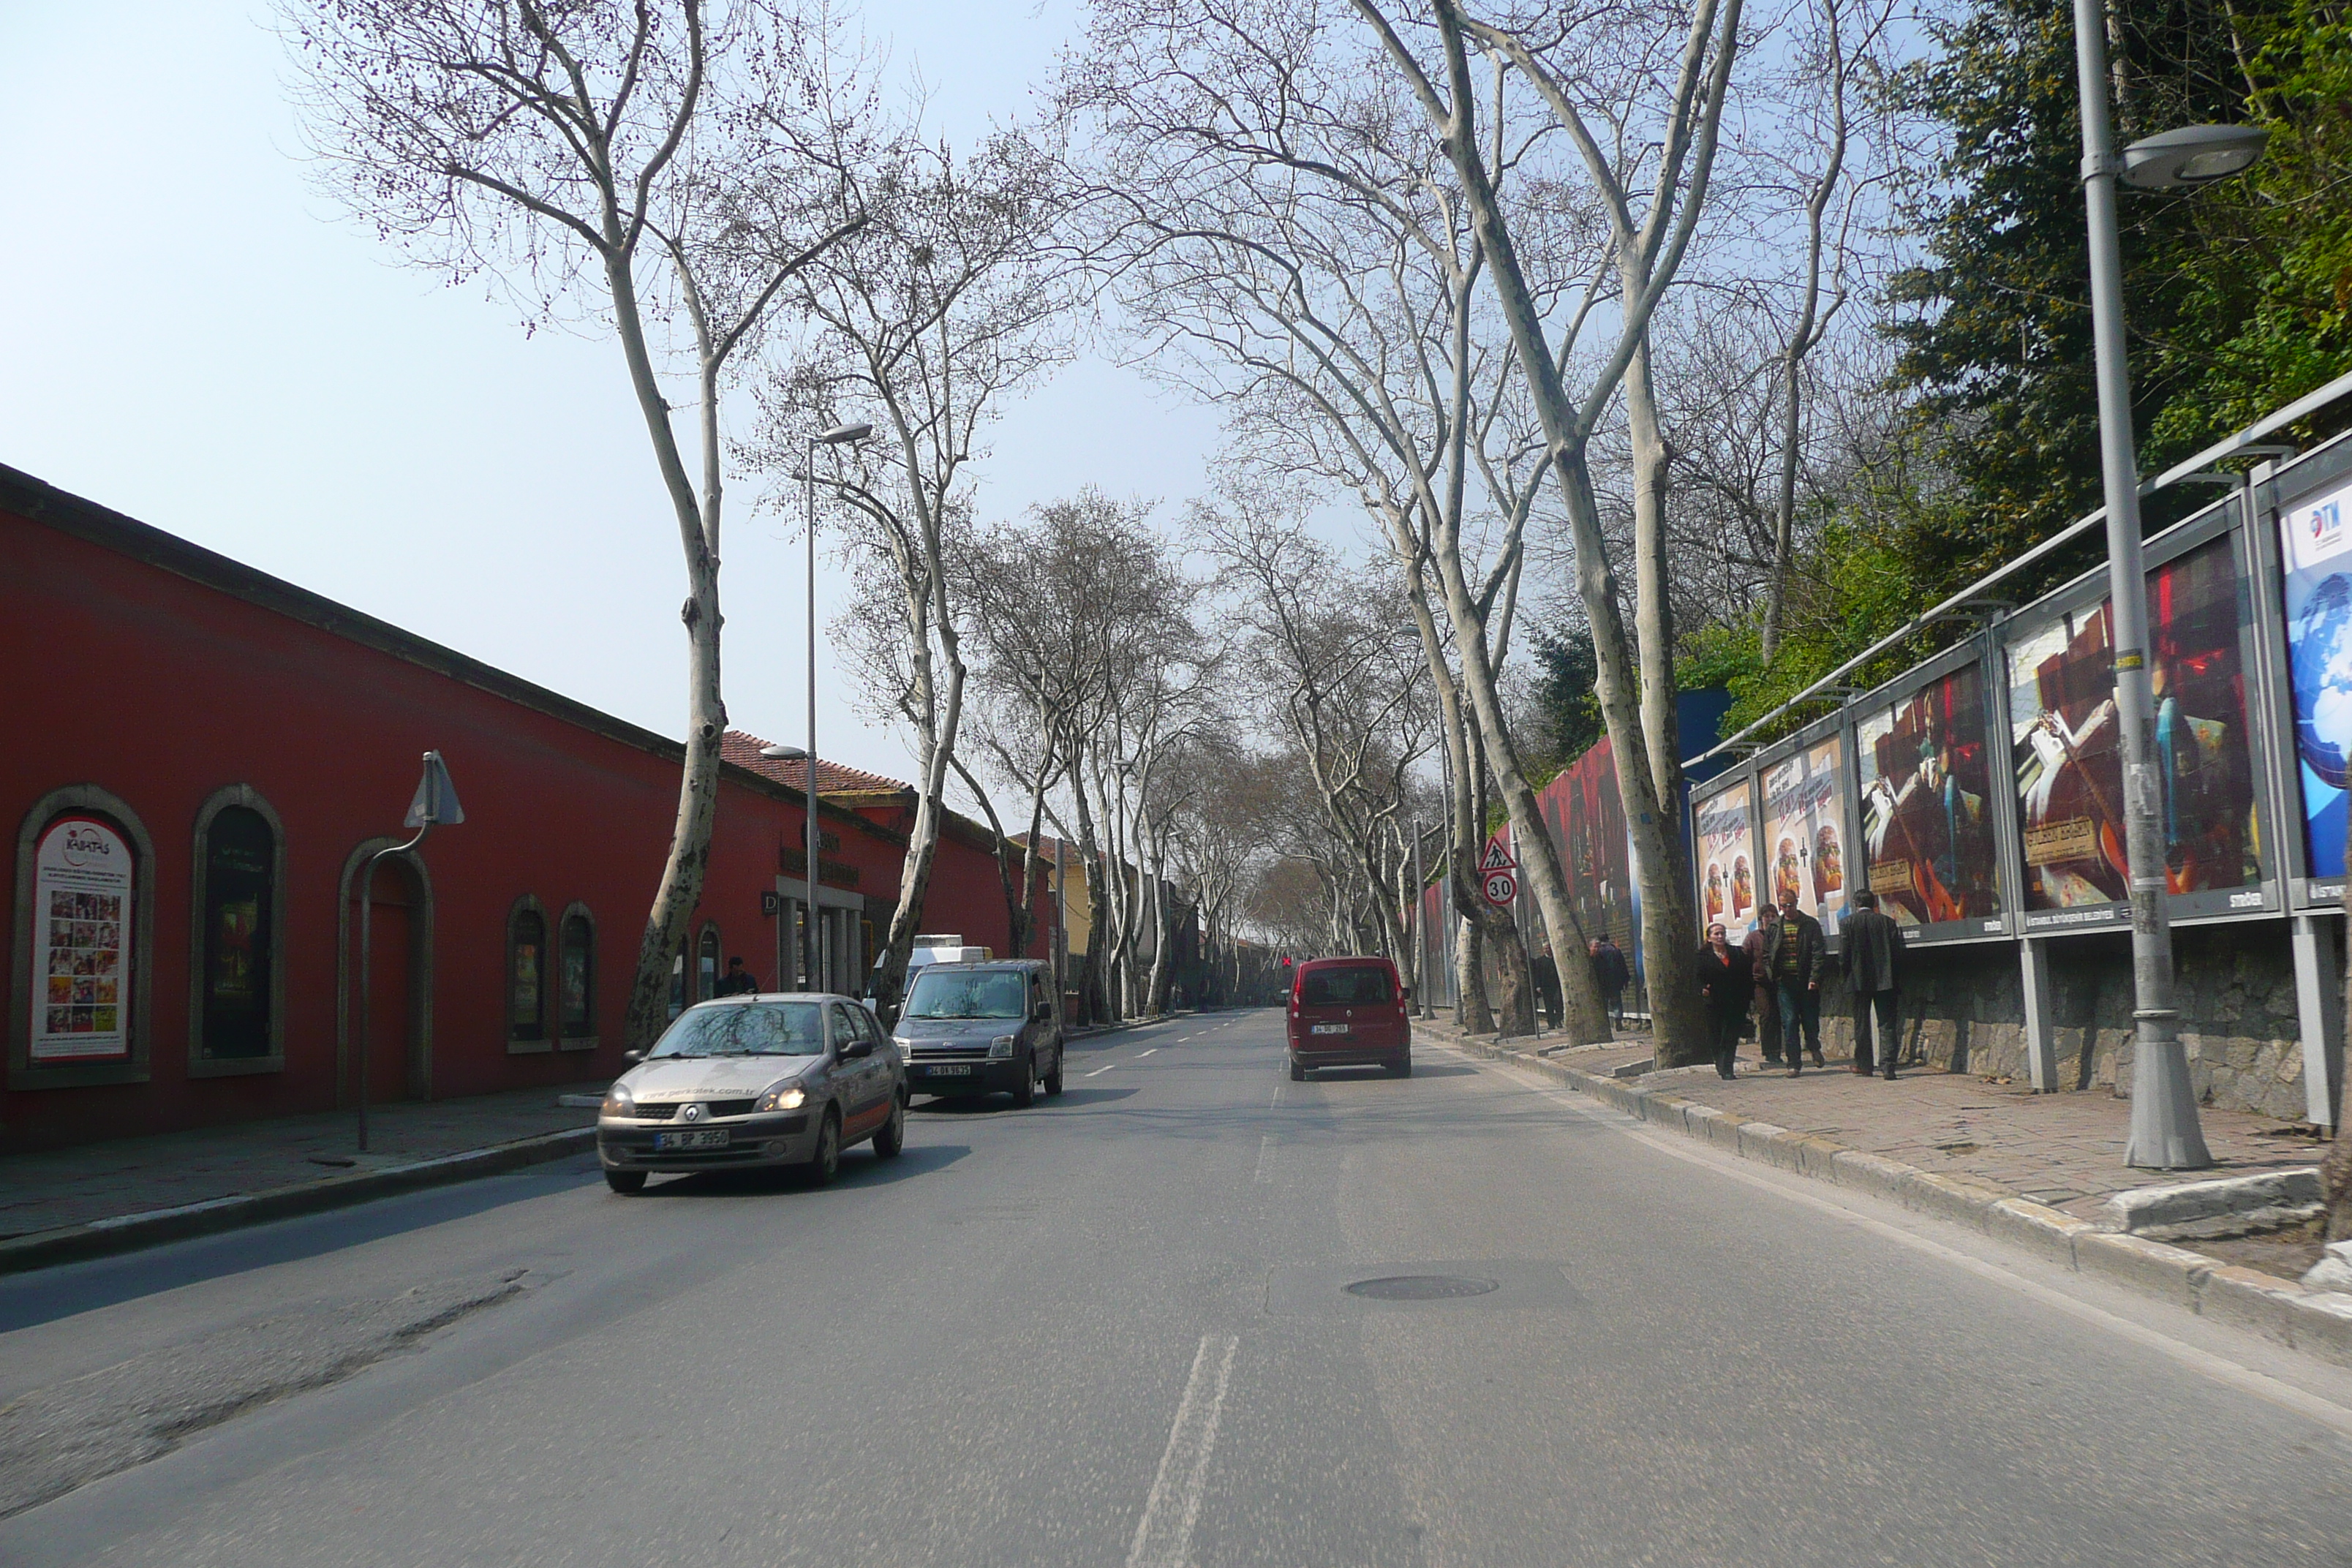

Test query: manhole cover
[1344,1274,1500,1301]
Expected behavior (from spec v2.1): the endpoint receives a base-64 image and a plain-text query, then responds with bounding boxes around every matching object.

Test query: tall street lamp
[775,421,872,993]
[2072,0,2266,1166]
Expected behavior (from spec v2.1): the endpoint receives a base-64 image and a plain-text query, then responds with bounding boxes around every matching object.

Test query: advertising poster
[1538,736,1643,1000]
[1857,663,2004,936]
[30,815,133,1062]
[1692,778,1758,941]
[2008,533,2261,927]
[1761,735,1850,935]
[2280,475,2352,888]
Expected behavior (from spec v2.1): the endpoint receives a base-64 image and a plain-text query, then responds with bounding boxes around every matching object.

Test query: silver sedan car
[596,993,907,1194]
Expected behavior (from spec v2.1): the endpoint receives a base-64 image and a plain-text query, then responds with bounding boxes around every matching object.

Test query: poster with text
[1761,735,1850,936]
[1692,779,1757,941]
[31,816,133,1062]
[1857,663,2003,935]
[2280,475,2352,887]
[2008,533,2259,928]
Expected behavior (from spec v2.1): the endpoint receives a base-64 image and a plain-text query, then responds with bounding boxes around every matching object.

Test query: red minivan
[1286,956,1411,1080]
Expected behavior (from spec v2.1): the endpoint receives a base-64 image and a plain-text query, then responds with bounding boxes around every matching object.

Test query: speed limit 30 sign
[1482,868,1518,908]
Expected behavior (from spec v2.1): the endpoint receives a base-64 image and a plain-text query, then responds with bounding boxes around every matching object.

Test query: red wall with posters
[0,465,1013,1155]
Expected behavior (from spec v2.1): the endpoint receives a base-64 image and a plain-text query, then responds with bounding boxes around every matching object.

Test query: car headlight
[600,1082,636,1117]
[893,1036,916,1055]
[989,1034,1016,1059]
[755,1079,807,1113]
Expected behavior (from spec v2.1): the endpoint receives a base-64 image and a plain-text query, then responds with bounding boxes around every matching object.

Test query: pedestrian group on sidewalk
[1694,890,1906,1081]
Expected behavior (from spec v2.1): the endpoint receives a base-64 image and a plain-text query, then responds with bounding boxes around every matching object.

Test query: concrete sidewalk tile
[2198,1264,2306,1346]
[2074,1232,2214,1309]
[1986,1198,2094,1267]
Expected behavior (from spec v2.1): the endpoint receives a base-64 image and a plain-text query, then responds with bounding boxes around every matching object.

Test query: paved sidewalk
[0,1085,605,1240]
[1420,1018,2328,1281]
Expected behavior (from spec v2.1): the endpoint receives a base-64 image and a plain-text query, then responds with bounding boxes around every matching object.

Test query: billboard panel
[1692,774,1759,941]
[1857,663,2005,941]
[2007,532,2263,930]
[1760,734,1850,937]
[2280,475,2352,888]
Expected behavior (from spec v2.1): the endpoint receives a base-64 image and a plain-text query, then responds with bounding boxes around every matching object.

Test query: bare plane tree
[280,0,872,1046]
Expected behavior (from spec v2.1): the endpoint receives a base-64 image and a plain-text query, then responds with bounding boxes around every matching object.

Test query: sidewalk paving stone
[0,1085,606,1240]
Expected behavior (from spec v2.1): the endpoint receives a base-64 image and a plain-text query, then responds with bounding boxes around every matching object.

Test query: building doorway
[342,843,432,1106]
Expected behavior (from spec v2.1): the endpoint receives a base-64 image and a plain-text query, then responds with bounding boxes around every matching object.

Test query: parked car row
[595,959,1063,1193]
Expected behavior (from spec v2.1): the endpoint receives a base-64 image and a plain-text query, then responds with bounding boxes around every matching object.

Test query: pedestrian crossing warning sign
[1479,837,1515,872]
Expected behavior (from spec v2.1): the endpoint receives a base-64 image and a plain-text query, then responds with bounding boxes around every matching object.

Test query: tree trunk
[877,641,968,1016]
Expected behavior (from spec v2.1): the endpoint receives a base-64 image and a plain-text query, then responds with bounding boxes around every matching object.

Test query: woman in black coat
[1695,922,1750,1079]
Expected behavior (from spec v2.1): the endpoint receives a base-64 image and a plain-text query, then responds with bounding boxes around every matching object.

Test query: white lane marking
[1441,1043,2352,1441]
[1270,1082,1283,1108]
[1086,1063,1117,1077]
[1127,1334,1240,1568]
[1137,1048,1157,1058]
[1254,1134,1274,1183]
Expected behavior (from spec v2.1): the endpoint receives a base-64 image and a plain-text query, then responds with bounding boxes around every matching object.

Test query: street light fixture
[2120,124,2270,190]
[2071,1,2266,1166]
[357,750,461,1153]
[791,422,871,994]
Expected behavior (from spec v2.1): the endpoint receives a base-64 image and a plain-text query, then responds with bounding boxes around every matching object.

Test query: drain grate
[1343,1274,1500,1301]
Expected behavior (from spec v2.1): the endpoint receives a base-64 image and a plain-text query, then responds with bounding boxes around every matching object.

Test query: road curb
[1438,1029,2352,1370]
[0,1126,598,1277]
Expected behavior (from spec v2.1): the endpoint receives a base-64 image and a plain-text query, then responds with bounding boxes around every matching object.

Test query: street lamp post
[357,750,461,1153]
[2071,3,2264,1166]
[775,422,871,995]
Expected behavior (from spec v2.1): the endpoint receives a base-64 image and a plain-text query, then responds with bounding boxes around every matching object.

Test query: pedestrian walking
[1842,890,1906,1079]
[1756,900,1827,1073]
[1588,935,1631,1027]
[1530,947,1564,1030]
[1696,923,1749,1079]
[1743,901,1783,1065]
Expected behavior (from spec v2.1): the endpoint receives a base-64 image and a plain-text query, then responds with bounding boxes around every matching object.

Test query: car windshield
[904,969,1028,1019]
[1300,966,1393,1006]
[646,1000,824,1058]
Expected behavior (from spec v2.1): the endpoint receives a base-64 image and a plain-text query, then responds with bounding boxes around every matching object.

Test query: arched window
[668,952,685,1019]
[559,908,595,1042]
[199,805,276,1061]
[510,904,547,1044]
[696,926,721,1003]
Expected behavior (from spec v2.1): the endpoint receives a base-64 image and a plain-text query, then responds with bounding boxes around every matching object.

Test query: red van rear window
[1298,966,1394,1006]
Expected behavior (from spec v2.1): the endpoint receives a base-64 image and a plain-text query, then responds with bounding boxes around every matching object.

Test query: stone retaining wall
[1803,924,2307,1121]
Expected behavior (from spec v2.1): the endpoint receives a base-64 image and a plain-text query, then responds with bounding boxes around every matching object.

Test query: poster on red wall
[31,815,133,1061]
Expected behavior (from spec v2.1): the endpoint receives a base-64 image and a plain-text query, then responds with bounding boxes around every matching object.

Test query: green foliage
[1527,629,1605,779]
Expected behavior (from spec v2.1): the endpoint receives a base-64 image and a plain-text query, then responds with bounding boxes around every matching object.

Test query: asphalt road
[4,1009,2351,1566]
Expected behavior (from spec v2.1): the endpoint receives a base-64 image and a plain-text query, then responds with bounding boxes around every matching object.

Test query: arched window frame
[10,785,158,1090]
[507,894,551,1054]
[188,786,287,1077]
[557,901,597,1049]
[696,922,722,1005]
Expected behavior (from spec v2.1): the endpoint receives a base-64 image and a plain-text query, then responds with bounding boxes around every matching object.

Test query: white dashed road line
[1136,1048,1156,1058]
[1086,1063,1117,1077]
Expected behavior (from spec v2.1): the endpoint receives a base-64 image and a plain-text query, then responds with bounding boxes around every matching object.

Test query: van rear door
[1295,963,1401,1052]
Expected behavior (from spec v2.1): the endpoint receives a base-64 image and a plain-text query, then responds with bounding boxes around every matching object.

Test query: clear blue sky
[0,1,1225,788]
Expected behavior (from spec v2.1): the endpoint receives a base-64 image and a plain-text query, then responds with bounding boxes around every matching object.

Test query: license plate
[925,1064,972,1076]
[654,1128,728,1150]
[1311,1023,1349,1035]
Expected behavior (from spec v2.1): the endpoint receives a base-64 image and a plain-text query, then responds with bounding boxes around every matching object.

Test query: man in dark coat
[1743,900,1783,1065]
[1530,948,1564,1030]
[1755,901,1827,1073]
[715,956,760,997]
[1588,935,1632,1027]
[1842,891,1906,1079]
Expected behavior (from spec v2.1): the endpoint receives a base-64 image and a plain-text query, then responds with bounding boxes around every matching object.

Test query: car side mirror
[840,1038,873,1060]
[622,1049,644,1066]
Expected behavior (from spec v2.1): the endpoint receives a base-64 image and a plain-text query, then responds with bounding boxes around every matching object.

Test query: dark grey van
[889,959,1065,1106]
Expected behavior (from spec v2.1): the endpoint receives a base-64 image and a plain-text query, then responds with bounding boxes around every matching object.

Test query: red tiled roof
[723,731,911,796]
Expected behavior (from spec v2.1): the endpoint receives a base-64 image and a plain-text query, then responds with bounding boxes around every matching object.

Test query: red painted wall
[0,485,1004,1154]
